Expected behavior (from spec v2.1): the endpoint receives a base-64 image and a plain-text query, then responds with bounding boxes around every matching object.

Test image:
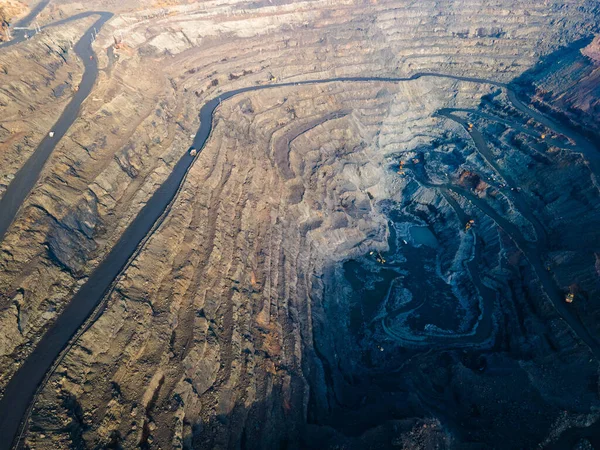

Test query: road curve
[1,11,599,448]
[0,74,418,450]
[420,175,600,362]
[380,189,498,350]
[436,109,548,244]
[434,107,600,360]
[0,0,50,47]
[0,12,113,245]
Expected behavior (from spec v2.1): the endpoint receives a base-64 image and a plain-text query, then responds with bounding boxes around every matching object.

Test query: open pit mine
[0,0,600,449]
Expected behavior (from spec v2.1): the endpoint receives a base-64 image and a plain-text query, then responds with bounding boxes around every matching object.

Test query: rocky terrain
[0,1,28,42]
[0,0,599,449]
[523,36,600,141]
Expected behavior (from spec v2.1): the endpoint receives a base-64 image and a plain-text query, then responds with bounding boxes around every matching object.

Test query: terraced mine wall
[0,1,599,449]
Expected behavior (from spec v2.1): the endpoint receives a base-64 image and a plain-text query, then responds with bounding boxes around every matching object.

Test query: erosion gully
[0,7,599,448]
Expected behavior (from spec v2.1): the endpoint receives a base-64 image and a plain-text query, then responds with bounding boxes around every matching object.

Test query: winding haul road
[433,109,600,360]
[0,11,113,243]
[0,6,599,449]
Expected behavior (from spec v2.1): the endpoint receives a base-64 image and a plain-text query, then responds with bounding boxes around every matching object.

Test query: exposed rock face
[582,35,600,62]
[523,36,600,140]
[46,195,101,274]
[0,0,599,449]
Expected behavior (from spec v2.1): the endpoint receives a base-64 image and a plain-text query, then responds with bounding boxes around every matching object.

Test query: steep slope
[0,0,598,448]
